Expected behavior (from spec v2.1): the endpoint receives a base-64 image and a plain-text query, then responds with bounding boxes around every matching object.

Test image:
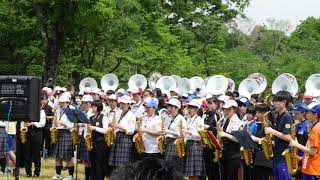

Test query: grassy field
[5,158,86,180]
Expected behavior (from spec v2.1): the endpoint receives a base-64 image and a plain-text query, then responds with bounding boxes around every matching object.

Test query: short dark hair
[273,91,292,106]
[255,103,270,113]
[91,100,103,112]
[251,94,259,100]
[246,107,256,116]
[109,157,183,180]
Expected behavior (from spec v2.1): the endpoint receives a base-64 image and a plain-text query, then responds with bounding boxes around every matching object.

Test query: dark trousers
[90,139,109,180]
[201,148,221,180]
[221,158,241,180]
[42,128,52,156]
[141,153,162,160]
[23,127,43,175]
[243,164,254,180]
[252,166,273,180]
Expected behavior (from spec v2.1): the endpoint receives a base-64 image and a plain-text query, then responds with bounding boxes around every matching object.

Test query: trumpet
[70,123,79,145]
[260,111,274,160]
[50,110,58,144]
[214,118,223,162]
[85,124,93,151]
[20,122,28,144]
[106,113,116,147]
[157,118,166,155]
[282,123,299,174]
[174,119,185,159]
[133,116,145,154]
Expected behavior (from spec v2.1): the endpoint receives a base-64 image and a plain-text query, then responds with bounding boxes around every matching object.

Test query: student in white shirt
[51,95,75,180]
[109,95,136,168]
[163,98,186,168]
[139,98,162,159]
[182,99,206,180]
[131,88,145,117]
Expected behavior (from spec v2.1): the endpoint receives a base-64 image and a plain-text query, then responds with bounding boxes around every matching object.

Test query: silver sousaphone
[156,76,177,95]
[226,78,235,93]
[272,73,298,96]
[189,76,205,93]
[101,73,119,91]
[206,75,228,95]
[148,72,162,90]
[305,73,320,97]
[79,77,98,92]
[248,73,267,94]
[128,74,148,91]
[238,78,259,99]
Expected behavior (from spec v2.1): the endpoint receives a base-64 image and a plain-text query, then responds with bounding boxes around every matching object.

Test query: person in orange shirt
[290,104,320,180]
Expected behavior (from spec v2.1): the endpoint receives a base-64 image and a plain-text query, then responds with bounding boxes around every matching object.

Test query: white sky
[244,0,320,27]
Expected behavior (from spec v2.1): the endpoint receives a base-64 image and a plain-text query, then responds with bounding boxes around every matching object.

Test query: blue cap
[307,104,320,117]
[291,103,308,114]
[236,96,250,108]
[144,99,158,109]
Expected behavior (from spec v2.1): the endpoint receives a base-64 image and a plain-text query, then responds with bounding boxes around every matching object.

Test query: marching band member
[236,96,250,121]
[108,95,136,168]
[51,95,75,180]
[139,98,162,159]
[203,97,221,180]
[78,95,94,180]
[163,98,186,168]
[182,99,206,180]
[0,120,8,175]
[218,100,242,180]
[105,94,119,121]
[87,100,109,180]
[22,93,47,177]
[264,91,293,180]
[290,104,320,180]
[250,103,273,180]
[42,90,54,158]
[131,88,145,117]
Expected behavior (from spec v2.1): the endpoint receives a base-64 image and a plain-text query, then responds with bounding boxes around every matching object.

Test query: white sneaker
[62,175,73,180]
[51,174,63,180]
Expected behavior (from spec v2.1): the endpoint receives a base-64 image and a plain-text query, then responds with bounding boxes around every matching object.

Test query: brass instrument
[282,124,298,174]
[241,147,254,167]
[157,118,166,155]
[20,121,28,144]
[174,119,185,159]
[50,110,58,144]
[106,113,116,147]
[133,116,145,154]
[84,124,93,151]
[70,123,79,145]
[214,118,223,162]
[260,111,274,160]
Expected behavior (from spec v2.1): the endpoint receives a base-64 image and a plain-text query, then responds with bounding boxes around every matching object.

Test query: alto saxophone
[20,121,28,144]
[174,119,185,159]
[282,123,298,174]
[260,111,274,160]
[50,110,58,144]
[214,118,223,162]
[133,117,145,154]
[70,123,79,145]
[106,113,116,147]
[85,124,93,151]
[157,118,166,155]
[240,123,254,167]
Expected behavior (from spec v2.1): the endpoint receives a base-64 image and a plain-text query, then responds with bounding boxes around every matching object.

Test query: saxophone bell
[85,124,93,151]
[20,126,28,144]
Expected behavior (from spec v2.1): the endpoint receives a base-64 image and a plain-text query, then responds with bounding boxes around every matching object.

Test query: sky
[244,0,320,27]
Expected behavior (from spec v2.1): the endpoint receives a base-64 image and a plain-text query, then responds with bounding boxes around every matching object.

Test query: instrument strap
[168,114,179,130]
[118,111,128,124]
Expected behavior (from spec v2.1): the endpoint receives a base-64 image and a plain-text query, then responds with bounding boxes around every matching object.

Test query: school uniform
[77,108,94,161]
[108,110,136,167]
[220,114,242,180]
[141,114,162,159]
[296,119,312,156]
[22,109,46,176]
[301,121,320,180]
[88,113,109,180]
[183,115,206,177]
[0,121,8,173]
[202,111,221,180]
[164,114,186,169]
[42,104,54,157]
[131,101,145,117]
[52,109,74,160]
[272,111,293,180]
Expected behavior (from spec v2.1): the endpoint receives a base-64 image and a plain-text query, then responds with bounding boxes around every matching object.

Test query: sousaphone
[248,73,267,94]
[101,73,119,91]
[206,75,228,95]
[148,72,162,90]
[128,74,148,91]
[305,73,320,97]
[156,76,177,95]
[79,77,98,92]
[189,76,205,93]
[272,73,298,96]
[238,78,259,99]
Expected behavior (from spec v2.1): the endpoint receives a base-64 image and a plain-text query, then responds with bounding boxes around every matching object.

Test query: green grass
[5,158,86,180]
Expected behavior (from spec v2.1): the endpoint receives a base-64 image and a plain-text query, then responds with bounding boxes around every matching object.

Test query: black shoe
[27,174,32,177]
[34,172,40,177]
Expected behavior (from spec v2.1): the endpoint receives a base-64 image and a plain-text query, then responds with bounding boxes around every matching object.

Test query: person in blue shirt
[264,91,293,180]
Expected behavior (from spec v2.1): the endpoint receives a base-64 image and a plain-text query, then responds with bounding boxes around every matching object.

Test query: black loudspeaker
[0,76,42,122]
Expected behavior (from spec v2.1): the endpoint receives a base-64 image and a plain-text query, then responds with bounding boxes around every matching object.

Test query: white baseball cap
[60,87,67,92]
[119,95,132,104]
[108,94,118,102]
[92,88,101,95]
[218,95,229,103]
[222,100,238,109]
[59,95,70,103]
[81,95,93,102]
[166,98,181,109]
[187,99,201,109]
